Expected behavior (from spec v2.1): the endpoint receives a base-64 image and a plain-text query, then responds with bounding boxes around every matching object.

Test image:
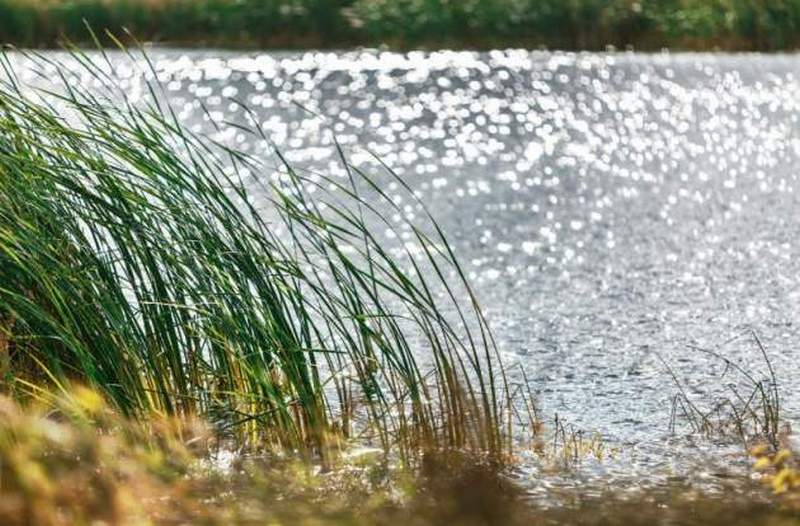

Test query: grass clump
[663,331,783,450]
[0,41,512,461]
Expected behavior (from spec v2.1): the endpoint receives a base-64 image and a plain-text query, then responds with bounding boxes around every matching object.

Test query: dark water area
[12,48,800,492]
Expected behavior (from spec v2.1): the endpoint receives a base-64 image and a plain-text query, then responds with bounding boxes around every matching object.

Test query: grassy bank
[2,0,800,51]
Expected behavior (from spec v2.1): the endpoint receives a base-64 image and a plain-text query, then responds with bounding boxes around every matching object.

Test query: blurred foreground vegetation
[2,0,800,50]
[1,387,799,525]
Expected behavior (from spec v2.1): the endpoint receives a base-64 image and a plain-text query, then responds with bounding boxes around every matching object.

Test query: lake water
[14,49,800,492]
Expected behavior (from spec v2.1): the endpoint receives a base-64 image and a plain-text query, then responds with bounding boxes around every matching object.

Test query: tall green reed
[0,39,511,460]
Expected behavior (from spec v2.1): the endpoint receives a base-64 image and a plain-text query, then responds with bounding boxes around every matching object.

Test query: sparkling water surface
[15,48,800,491]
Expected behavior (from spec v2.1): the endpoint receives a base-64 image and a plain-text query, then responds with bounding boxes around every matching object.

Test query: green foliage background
[1,0,800,50]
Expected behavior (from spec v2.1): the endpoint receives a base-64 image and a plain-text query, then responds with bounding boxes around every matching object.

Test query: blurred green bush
[1,1,799,53]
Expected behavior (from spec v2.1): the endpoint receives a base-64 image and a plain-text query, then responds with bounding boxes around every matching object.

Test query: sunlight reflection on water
[14,48,800,490]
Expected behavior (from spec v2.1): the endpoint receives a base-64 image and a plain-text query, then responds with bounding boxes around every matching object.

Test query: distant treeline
[2,0,800,50]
